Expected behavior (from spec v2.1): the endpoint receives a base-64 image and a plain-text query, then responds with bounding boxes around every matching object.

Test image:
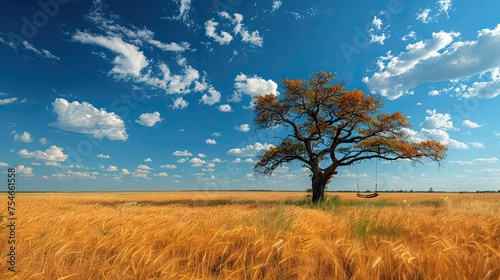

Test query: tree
[253,71,447,203]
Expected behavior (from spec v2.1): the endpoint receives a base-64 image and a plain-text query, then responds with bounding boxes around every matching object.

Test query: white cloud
[22,41,60,60]
[177,158,188,163]
[96,154,111,159]
[234,124,250,132]
[0,162,8,167]
[228,13,263,47]
[416,8,432,23]
[51,171,98,180]
[73,31,148,78]
[204,19,233,45]
[39,138,49,145]
[211,158,222,163]
[428,89,440,96]
[144,158,152,162]
[172,150,193,156]
[120,168,130,175]
[469,142,485,148]
[402,31,417,42]
[189,157,207,167]
[18,145,68,162]
[462,120,481,128]
[372,16,383,30]
[205,12,263,47]
[137,164,152,170]
[200,87,221,105]
[205,139,217,145]
[450,157,497,165]
[369,16,388,45]
[107,165,118,172]
[421,109,453,130]
[170,0,192,26]
[0,97,17,105]
[13,131,33,143]
[227,142,274,157]
[172,97,189,109]
[50,98,127,141]
[212,132,222,137]
[198,153,206,158]
[231,73,279,104]
[160,164,177,169]
[438,0,452,14]
[218,104,232,112]
[365,24,500,99]
[271,0,282,12]
[155,172,169,177]
[402,127,468,150]
[136,111,162,127]
[17,165,34,177]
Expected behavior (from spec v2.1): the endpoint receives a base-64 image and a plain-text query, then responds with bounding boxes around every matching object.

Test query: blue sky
[1,0,499,192]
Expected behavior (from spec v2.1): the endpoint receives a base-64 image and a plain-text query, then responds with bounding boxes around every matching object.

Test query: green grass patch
[349,209,405,240]
[417,199,445,208]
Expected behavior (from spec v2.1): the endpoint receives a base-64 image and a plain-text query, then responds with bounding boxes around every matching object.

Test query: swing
[356,160,379,199]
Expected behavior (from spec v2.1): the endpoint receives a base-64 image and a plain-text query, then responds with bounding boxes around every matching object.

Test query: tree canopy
[253,71,447,203]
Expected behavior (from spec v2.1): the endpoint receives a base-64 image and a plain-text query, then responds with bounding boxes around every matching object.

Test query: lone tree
[253,71,447,203]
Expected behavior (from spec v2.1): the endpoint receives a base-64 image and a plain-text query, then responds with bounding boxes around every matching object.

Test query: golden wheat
[0,192,498,279]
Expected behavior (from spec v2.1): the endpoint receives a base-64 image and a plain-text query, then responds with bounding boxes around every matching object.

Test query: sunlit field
[1,191,499,279]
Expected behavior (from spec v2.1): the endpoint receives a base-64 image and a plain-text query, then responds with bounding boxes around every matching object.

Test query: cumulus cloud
[13,131,33,143]
[205,139,217,145]
[107,165,118,172]
[155,172,169,177]
[160,164,177,169]
[144,158,152,162]
[17,165,34,177]
[136,111,163,127]
[189,157,207,167]
[39,138,49,145]
[234,124,250,132]
[231,73,278,103]
[172,150,193,156]
[50,98,127,141]
[421,109,453,130]
[172,97,189,109]
[0,162,8,167]
[227,142,274,157]
[218,104,232,112]
[120,168,130,175]
[363,24,500,99]
[462,120,481,128]
[200,87,221,105]
[18,145,68,162]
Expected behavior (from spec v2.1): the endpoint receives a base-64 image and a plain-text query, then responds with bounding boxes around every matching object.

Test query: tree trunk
[311,173,327,204]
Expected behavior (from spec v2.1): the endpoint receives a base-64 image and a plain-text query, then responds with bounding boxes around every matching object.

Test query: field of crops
[1,191,499,279]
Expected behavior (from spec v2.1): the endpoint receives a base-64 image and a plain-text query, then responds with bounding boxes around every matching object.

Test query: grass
[1,192,499,279]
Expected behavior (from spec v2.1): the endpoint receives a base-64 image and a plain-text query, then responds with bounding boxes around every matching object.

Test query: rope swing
[356,159,379,198]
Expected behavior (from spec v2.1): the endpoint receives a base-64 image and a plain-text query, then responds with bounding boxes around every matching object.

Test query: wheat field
[1,191,499,279]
